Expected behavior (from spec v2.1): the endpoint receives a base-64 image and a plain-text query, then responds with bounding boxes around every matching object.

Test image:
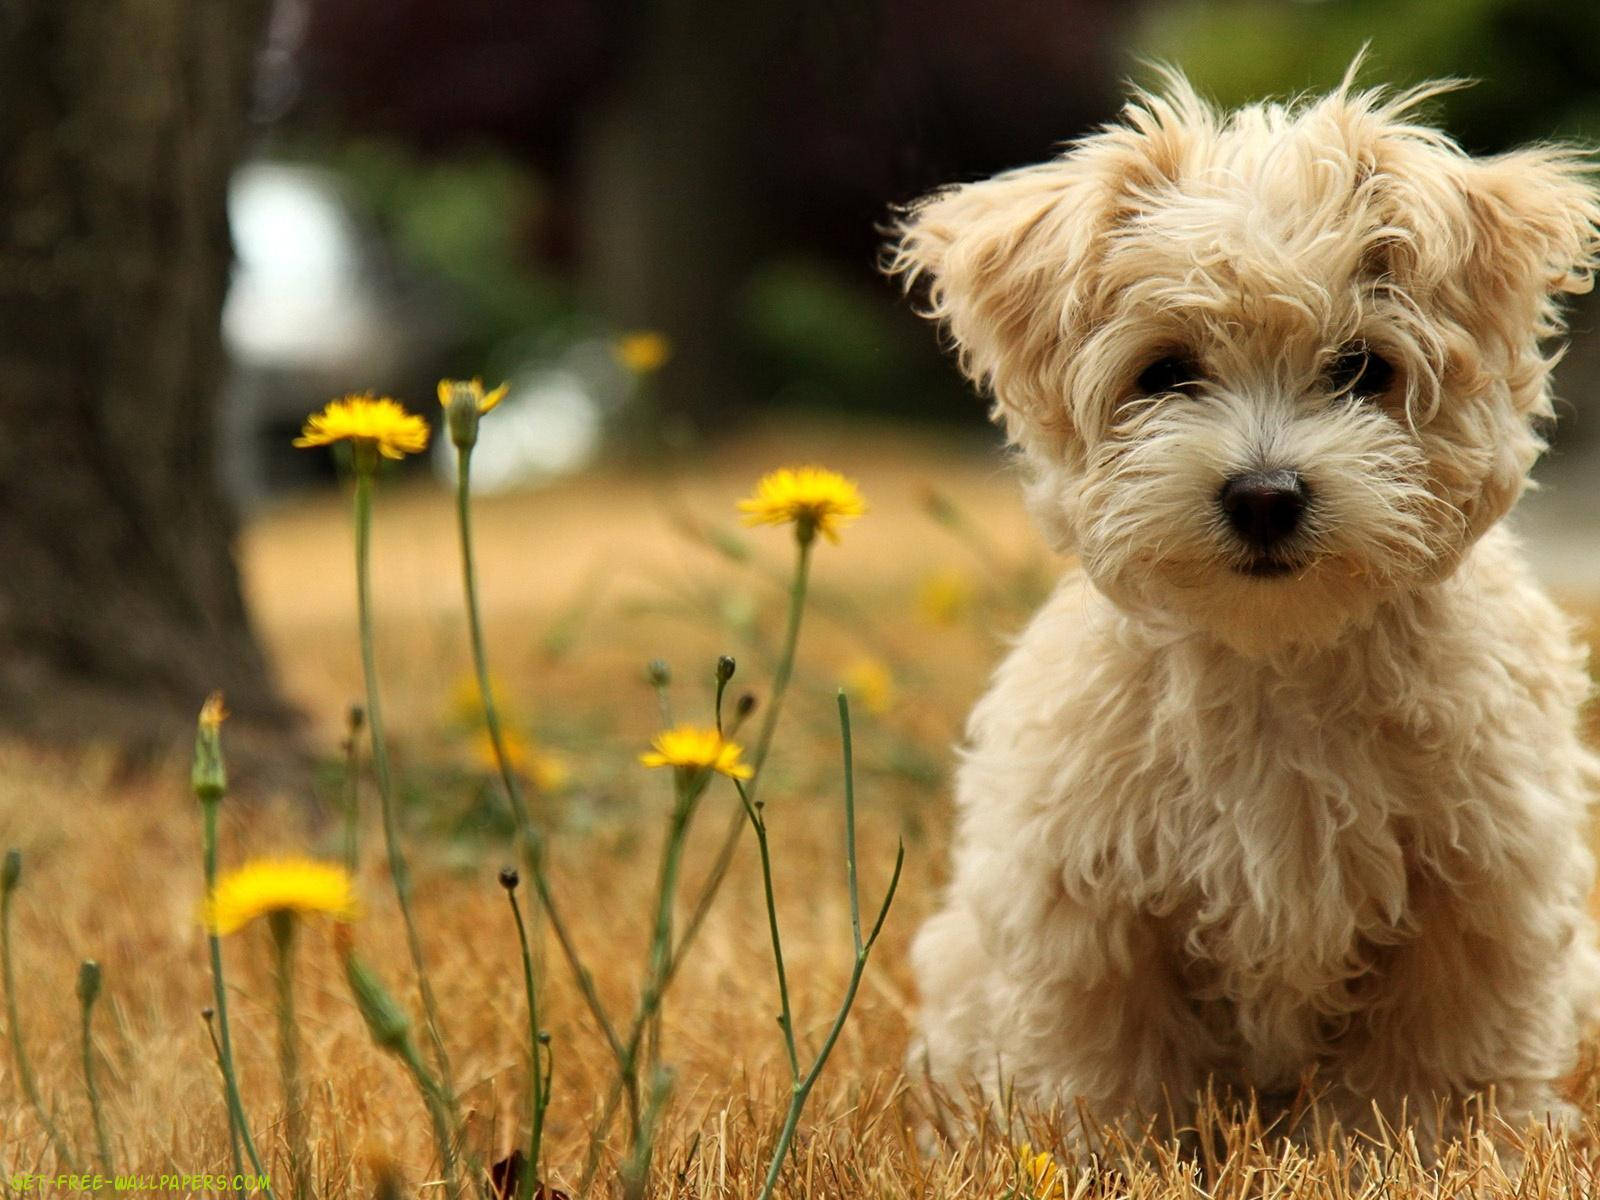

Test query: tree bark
[0,0,290,744]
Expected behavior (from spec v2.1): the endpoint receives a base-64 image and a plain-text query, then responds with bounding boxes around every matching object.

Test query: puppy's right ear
[887,160,1105,435]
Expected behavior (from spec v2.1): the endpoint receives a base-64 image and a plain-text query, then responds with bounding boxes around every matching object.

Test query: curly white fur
[890,66,1600,1145]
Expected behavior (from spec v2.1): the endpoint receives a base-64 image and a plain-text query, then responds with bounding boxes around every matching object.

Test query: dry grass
[4,418,1600,1197]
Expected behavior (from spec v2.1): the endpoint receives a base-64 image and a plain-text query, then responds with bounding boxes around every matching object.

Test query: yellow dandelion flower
[473,729,569,793]
[293,394,430,460]
[737,466,867,544]
[842,658,895,716]
[639,725,753,780]
[1018,1142,1063,1198]
[436,377,508,414]
[917,567,974,626]
[203,858,360,936]
[614,330,672,375]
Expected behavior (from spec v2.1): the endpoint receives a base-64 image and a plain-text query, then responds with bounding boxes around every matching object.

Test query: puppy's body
[895,74,1600,1141]
[916,527,1599,1135]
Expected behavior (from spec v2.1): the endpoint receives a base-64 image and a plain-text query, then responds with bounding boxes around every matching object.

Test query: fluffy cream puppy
[890,71,1600,1144]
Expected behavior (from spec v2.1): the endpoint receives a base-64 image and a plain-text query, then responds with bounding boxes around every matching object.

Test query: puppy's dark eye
[1326,342,1394,399]
[1135,356,1201,397]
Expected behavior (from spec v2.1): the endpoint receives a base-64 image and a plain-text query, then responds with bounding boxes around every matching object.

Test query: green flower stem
[341,947,458,1193]
[578,532,819,1198]
[577,771,714,1196]
[200,804,273,1193]
[639,771,703,1081]
[748,533,815,788]
[668,530,817,985]
[504,883,547,1200]
[1,854,76,1168]
[77,962,113,1173]
[340,706,364,875]
[755,694,904,1200]
[452,448,626,1063]
[619,1066,671,1200]
[269,912,311,1200]
[839,694,863,955]
[396,1036,457,1189]
[352,460,458,1113]
[735,778,799,1081]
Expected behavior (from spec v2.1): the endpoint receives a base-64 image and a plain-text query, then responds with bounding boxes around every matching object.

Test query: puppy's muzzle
[1219,470,1308,556]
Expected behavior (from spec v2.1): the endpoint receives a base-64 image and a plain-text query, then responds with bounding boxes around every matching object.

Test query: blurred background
[4,0,1600,746]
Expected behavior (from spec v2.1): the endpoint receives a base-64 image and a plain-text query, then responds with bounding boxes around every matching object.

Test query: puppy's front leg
[912,841,1216,1138]
[1330,871,1598,1143]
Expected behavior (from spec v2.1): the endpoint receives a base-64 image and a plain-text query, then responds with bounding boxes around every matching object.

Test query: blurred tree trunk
[578,0,769,436]
[0,1,291,745]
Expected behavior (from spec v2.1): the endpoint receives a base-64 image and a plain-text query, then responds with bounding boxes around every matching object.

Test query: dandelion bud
[201,1006,215,1022]
[191,691,228,803]
[716,655,737,684]
[437,378,506,449]
[647,659,671,688]
[440,381,482,449]
[344,951,411,1053]
[77,960,102,1007]
[736,693,758,719]
[498,866,520,891]
[1,848,19,894]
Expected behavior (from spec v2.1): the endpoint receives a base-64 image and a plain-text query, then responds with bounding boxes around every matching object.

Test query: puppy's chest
[1141,695,1430,995]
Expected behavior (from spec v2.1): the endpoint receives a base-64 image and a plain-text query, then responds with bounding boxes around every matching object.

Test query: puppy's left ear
[1461,148,1600,339]
[1424,148,1600,543]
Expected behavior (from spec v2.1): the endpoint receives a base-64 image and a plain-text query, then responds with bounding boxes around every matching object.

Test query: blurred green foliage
[1133,0,1600,151]
[741,259,968,419]
[328,141,572,356]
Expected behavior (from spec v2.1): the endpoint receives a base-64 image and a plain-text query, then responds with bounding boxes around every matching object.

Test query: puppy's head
[890,71,1600,652]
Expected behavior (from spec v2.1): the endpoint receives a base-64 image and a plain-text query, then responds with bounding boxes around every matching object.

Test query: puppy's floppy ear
[1382,140,1600,543]
[887,159,1106,438]
[1459,147,1600,340]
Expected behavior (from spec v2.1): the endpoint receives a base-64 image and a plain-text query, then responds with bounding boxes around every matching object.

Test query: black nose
[1218,470,1307,550]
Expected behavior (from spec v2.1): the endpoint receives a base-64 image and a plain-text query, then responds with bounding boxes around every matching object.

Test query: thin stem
[341,944,459,1195]
[672,530,819,995]
[669,808,745,982]
[453,447,625,1068]
[201,804,272,1191]
[733,535,821,1087]
[620,1067,672,1200]
[340,707,363,875]
[506,885,547,1200]
[754,693,905,1200]
[397,1037,458,1192]
[838,694,862,955]
[1,886,76,1168]
[79,973,113,1173]
[577,771,712,1196]
[737,779,799,1082]
[756,843,904,1200]
[640,776,699,1080]
[270,913,311,1200]
[747,535,814,793]
[354,464,458,1111]
[579,534,818,1197]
